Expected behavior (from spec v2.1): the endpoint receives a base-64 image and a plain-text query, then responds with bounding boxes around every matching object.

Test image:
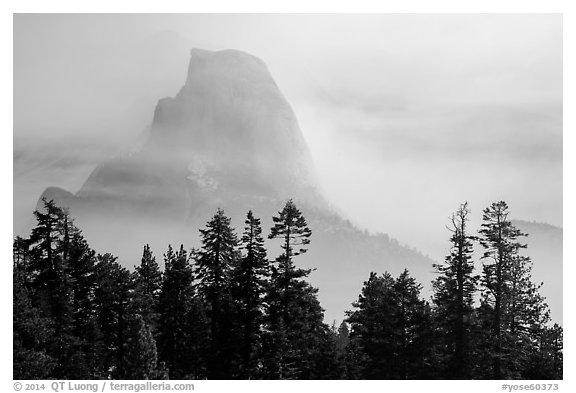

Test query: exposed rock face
[151,49,319,196]
[38,49,435,322]
[71,49,324,221]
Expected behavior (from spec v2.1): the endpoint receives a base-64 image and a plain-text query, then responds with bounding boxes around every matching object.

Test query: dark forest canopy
[13,199,562,380]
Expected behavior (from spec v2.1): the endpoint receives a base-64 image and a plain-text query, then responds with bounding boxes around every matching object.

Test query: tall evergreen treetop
[157,245,206,379]
[28,198,68,282]
[432,202,478,378]
[346,271,397,379]
[236,210,270,304]
[479,201,527,267]
[267,200,313,318]
[195,209,240,379]
[262,200,332,379]
[347,270,433,379]
[478,201,551,379]
[269,199,312,259]
[93,253,133,379]
[336,321,350,354]
[231,210,271,378]
[67,230,98,342]
[134,244,162,297]
[241,211,268,266]
[393,269,433,379]
[195,208,238,294]
[133,244,162,328]
[433,202,477,311]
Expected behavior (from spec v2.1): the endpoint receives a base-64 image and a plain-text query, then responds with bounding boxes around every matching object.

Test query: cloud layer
[14,14,562,262]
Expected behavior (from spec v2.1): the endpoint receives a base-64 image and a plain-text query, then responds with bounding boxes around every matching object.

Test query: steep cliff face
[151,48,318,191]
[37,49,435,322]
[73,49,324,221]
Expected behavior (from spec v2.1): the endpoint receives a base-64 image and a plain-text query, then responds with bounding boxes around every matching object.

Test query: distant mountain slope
[512,219,563,323]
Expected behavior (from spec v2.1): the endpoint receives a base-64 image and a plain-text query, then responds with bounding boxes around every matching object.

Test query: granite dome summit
[149,49,321,201]
[57,49,324,219]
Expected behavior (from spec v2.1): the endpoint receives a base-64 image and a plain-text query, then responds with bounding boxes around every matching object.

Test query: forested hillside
[13,199,562,380]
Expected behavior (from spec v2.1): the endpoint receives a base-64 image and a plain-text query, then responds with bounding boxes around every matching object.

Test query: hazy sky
[13,14,562,261]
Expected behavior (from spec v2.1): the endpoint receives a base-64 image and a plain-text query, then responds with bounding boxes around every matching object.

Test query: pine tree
[309,321,345,379]
[27,199,72,327]
[65,224,104,378]
[264,200,330,379]
[525,323,563,379]
[13,269,55,379]
[25,199,84,378]
[432,202,478,378]
[157,245,207,379]
[195,209,240,378]
[122,314,159,379]
[346,270,433,379]
[478,201,551,379]
[393,270,434,379]
[299,296,342,379]
[67,229,97,335]
[336,321,350,354]
[265,200,309,371]
[281,279,333,379]
[268,200,312,297]
[13,236,31,274]
[341,337,366,379]
[15,201,104,378]
[346,272,397,379]
[133,244,162,329]
[260,274,286,378]
[231,211,270,378]
[267,200,313,325]
[93,253,134,379]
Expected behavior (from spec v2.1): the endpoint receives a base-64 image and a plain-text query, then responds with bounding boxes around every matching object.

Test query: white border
[3,2,573,391]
